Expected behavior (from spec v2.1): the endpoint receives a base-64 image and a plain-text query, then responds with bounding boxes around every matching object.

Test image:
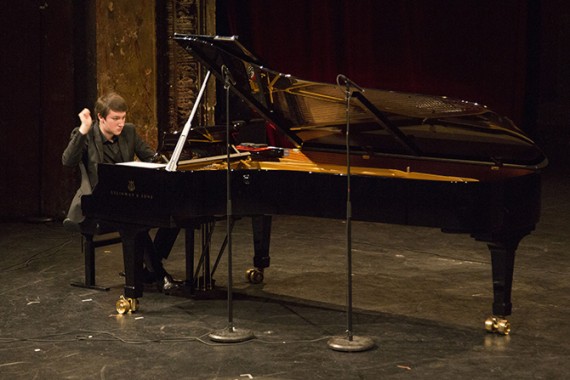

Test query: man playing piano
[62,92,179,292]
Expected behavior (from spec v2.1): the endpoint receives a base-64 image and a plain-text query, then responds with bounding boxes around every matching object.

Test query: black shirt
[103,135,122,163]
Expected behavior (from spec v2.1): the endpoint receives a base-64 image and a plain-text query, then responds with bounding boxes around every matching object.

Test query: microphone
[337,74,365,93]
[221,65,236,87]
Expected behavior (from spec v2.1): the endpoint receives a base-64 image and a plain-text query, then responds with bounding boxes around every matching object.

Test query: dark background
[1,0,568,221]
[218,0,550,133]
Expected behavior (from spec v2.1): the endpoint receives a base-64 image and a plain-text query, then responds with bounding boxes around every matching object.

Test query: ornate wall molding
[160,0,216,140]
[94,0,215,149]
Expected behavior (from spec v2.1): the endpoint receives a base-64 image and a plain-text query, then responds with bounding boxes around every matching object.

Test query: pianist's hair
[94,92,128,119]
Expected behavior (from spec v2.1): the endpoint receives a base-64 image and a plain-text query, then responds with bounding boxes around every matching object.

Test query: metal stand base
[327,335,375,352]
[209,326,255,343]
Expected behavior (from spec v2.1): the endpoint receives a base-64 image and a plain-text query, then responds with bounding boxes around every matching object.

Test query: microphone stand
[327,75,374,352]
[209,66,254,343]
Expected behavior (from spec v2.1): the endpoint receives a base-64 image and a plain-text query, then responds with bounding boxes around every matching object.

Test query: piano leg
[474,230,530,335]
[117,226,147,312]
[488,240,517,318]
[247,215,272,284]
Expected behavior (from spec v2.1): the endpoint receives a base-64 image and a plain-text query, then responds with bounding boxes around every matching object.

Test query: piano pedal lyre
[116,295,139,315]
[245,268,264,284]
[485,316,511,335]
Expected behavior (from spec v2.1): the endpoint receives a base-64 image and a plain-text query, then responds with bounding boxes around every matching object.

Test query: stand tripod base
[327,335,375,352]
[209,326,255,343]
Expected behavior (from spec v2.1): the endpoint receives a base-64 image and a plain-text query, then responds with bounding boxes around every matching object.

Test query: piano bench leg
[70,233,121,291]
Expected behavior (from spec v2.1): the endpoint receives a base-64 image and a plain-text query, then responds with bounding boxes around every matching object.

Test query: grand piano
[82,34,547,334]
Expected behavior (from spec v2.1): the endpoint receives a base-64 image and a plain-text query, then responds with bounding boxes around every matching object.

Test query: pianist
[62,92,179,292]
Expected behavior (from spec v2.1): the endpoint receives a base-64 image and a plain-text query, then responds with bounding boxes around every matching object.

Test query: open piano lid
[174,34,547,169]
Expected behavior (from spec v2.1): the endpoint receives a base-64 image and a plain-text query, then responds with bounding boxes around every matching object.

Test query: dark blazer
[62,122,155,223]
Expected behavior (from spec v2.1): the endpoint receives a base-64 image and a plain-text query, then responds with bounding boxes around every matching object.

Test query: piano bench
[65,218,122,291]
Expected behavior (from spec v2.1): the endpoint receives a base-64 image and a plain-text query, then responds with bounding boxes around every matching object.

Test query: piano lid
[174,34,547,169]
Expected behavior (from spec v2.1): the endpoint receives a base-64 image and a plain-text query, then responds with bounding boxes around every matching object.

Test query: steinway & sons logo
[109,179,154,200]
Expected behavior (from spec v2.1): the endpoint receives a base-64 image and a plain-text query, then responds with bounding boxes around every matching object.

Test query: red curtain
[218,0,530,127]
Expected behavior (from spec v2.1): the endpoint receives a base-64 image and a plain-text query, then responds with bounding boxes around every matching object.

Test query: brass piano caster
[116,295,139,314]
[246,268,264,284]
[485,316,511,335]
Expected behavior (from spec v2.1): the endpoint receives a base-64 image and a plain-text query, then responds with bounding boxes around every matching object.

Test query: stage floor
[1,167,569,379]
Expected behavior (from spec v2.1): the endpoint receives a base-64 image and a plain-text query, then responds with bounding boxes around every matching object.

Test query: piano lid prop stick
[166,70,212,172]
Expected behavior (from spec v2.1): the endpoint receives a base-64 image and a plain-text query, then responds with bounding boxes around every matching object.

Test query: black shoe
[160,273,182,293]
